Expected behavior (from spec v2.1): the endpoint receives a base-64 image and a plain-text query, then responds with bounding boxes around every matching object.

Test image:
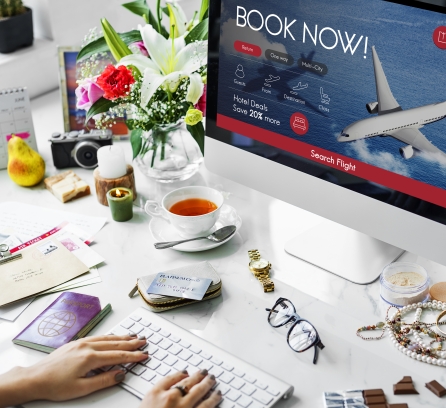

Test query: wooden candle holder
[93,164,137,206]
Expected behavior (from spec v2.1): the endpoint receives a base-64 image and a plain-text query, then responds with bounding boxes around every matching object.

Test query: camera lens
[72,141,101,169]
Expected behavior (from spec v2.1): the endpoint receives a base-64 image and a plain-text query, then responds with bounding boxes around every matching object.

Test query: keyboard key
[227,390,241,402]
[188,355,202,366]
[170,335,181,343]
[241,384,256,396]
[169,344,182,355]
[178,350,193,361]
[236,395,253,407]
[197,350,210,359]
[123,372,152,393]
[156,364,171,376]
[149,334,163,345]
[121,362,136,370]
[190,345,202,354]
[130,323,144,334]
[164,355,178,366]
[252,389,273,405]
[255,381,267,390]
[266,387,279,396]
[142,370,156,382]
[233,368,245,378]
[149,345,159,355]
[147,359,161,370]
[131,364,146,376]
[110,326,129,336]
[220,372,235,384]
[243,375,256,384]
[198,360,213,371]
[209,366,224,378]
[153,350,168,361]
[99,365,113,372]
[141,329,153,340]
[121,319,135,329]
[173,360,188,372]
[179,339,191,348]
[230,378,245,390]
[188,365,201,375]
[215,383,231,395]
[159,339,173,350]
[222,363,233,371]
[150,324,161,332]
[130,314,142,322]
[211,356,223,366]
[159,329,170,337]
[150,374,162,385]
[140,318,151,327]
[219,401,235,408]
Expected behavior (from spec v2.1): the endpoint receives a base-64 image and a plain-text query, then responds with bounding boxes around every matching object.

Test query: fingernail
[129,332,137,337]
[216,390,222,396]
[209,374,215,380]
[182,369,188,374]
[114,371,125,382]
[138,335,146,340]
[142,350,149,355]
[200,369,208,376]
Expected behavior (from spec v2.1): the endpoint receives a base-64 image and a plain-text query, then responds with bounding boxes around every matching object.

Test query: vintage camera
[49,129,113,169]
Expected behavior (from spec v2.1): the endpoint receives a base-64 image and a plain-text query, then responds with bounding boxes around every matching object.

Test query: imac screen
[207,0,446,224]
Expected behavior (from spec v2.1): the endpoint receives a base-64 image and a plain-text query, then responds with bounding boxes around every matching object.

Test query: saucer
[149,204,242,252]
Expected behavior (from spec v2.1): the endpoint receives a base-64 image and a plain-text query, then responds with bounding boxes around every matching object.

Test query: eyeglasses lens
[288,321,317,352]
[268,300,294,327]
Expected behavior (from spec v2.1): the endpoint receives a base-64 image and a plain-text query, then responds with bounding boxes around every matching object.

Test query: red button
[234,41,261,57]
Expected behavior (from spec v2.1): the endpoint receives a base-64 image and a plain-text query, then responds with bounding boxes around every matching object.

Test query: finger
[174,368,208,392]
[78,334,139,343]
[90,350,149,368]
[196,390,223,408]
[183,374,216,406]
[88,339,147,352]
[76,369,127,398]
[153,371,189,391]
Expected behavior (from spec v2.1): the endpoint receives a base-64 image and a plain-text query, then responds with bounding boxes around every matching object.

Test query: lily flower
[118,23,206,108]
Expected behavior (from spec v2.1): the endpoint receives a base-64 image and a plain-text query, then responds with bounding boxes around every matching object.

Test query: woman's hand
[0,334,148,407]
[140,369,222,408]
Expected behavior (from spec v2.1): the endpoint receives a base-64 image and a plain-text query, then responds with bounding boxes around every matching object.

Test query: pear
[7,135,45,187]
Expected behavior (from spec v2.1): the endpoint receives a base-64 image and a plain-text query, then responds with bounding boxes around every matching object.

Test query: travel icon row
[234,64,330,105]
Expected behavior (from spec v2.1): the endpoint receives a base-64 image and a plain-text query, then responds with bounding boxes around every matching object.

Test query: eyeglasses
[266,297,325,364]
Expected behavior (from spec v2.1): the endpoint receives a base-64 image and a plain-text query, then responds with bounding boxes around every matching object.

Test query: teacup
[144,186,224,237]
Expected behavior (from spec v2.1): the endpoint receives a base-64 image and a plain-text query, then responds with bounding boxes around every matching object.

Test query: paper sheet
[0,297,34,321]
[40,267,101,295]
[0,202,106,244]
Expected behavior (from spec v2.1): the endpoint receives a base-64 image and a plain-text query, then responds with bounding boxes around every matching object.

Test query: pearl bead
[428,302,433,308]
[417,355,422,360]
[427,357,433,364]
[411,352,417,358]
[443,305,446,311]
[443,360,446,367]
[423,303,428,308]
[441,352,446,358]
[432,358,438,365]
[438,359,444,365]
[422,355,427,362]
[418,302,423,308]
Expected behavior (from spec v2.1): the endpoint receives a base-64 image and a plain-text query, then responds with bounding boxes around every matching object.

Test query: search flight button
[234,41,262,57]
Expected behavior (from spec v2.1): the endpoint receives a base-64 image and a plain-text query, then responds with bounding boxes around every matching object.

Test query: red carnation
[97,65,135,100]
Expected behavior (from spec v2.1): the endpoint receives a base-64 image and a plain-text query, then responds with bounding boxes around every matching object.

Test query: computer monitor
[205,0,446,284]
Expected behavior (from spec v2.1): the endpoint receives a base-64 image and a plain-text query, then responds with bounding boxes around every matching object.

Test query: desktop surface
[1,91,446,407]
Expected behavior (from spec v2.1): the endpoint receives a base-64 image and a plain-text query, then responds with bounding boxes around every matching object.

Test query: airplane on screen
[338,46,446,159]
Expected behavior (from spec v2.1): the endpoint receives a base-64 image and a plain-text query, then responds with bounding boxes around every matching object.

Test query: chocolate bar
[363,389,385,397]
[393,383,418,395]
[397,377,413,384]
[386,404,408,408]
[425,380,446,398]
[365,395,386,404]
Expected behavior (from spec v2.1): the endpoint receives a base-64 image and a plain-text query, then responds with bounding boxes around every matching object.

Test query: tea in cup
[144,186,224,237]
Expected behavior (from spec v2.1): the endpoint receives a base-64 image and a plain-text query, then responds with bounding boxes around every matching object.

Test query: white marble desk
[1,91,446,408]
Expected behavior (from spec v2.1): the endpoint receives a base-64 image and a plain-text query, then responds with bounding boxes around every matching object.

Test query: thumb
[78,369,126,396]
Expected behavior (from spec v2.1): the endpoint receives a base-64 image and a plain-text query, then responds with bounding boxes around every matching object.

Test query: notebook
[13,292,112,353]
[0,88,37,169]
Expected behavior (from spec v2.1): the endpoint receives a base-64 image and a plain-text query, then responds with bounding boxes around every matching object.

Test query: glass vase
[134,121,203,183]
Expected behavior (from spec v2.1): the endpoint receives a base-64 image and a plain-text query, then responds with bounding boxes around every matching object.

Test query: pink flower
[132,41,149,57]
[194,84,206,116]
[75,77,105,111]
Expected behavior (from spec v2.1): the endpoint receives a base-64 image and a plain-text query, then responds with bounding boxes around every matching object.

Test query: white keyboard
[103,307,294,407]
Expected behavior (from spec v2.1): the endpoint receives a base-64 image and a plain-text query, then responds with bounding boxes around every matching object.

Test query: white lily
[118,23,206,109]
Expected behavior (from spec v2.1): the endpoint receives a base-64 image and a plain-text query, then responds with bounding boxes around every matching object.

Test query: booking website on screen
[216,0,446,208]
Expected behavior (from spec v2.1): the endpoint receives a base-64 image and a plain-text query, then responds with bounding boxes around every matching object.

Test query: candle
[97,146,127,179]
[106,187,133,222]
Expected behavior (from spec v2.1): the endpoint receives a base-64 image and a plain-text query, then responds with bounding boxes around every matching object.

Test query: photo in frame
[57,46,129,139]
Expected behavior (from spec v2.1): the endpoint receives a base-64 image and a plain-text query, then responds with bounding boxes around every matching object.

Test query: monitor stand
[284,220,404,284]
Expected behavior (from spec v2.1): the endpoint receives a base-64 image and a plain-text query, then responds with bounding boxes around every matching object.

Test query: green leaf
[187,121,205,155]
[77,30,142,61]
[101,18,133,62]
[185,18,208,44]
[85,97,116,124]
[161,6,169,16]
[122,0,149,17]
[198,0,209,22]
[130,128,143,159]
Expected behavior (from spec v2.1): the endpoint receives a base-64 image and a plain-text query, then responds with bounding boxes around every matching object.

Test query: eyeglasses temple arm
[265,308,271,312]
[312,344,319,364]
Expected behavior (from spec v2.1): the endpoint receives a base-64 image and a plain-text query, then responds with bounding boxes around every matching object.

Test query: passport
[13,292,111,353]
